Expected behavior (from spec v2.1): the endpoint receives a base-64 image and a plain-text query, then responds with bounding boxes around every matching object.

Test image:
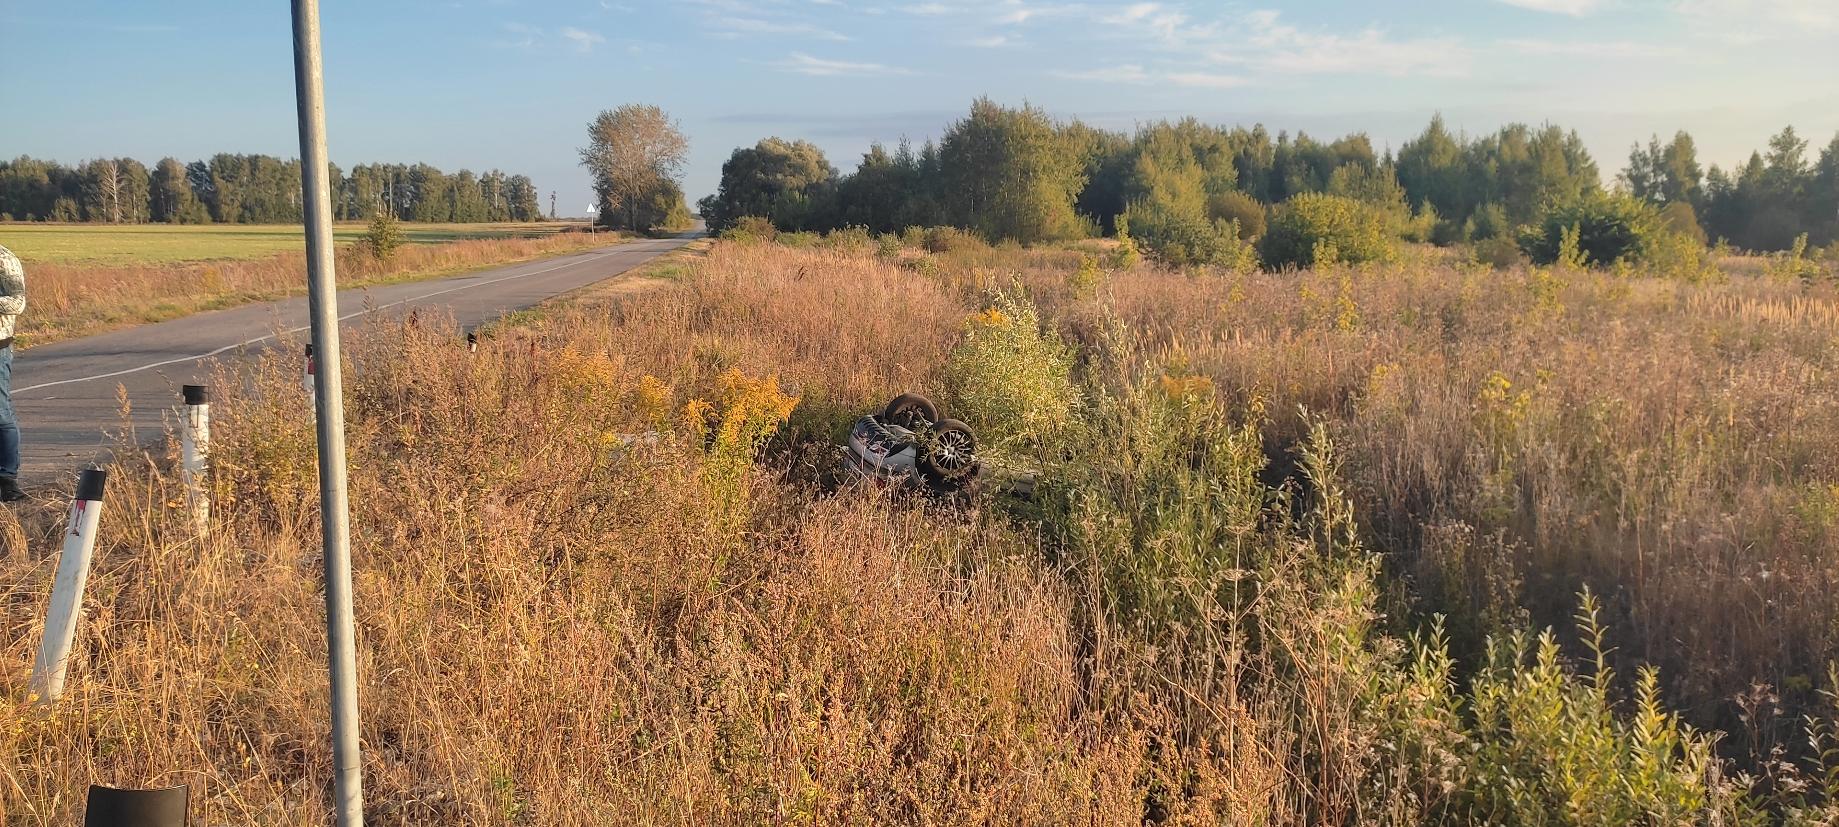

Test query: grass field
[6,223,625,346]
[8,231,1839,823]
[0,222,584,266]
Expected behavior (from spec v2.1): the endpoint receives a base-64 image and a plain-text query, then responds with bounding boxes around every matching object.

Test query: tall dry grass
[6,234,1839,823]
[18,232,625,346]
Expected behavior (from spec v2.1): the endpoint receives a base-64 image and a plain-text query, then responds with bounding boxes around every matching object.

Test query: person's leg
[0,345,20,491]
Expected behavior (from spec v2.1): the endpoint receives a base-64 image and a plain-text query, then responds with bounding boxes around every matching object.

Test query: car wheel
[917,418,978,491]
[882,393,940,431]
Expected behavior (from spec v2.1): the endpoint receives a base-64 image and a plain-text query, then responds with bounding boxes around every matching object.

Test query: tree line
[0,154,546,224]
[698,98,1839,258]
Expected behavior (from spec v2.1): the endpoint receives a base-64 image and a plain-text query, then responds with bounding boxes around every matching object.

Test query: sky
[4,0,1836,216]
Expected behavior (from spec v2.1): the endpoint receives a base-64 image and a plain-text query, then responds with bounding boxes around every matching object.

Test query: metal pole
[289,2,363,823]
[30,468,108,704]
[180,385,210,533]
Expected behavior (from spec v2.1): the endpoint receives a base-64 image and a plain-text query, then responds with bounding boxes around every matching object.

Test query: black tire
[882,393,940,431]
[916,418,978,491]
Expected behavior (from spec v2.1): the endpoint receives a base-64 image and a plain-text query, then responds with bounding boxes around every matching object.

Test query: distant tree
[831,142,915,233]
[1396,114,1470,224]
[937,98,1086,243]
[150,157,207,223]
[0,157,59,220]
[1063,122,1132,233]
[697,137,835,233]
[1623,132,1703,209]
[580,104,690,231]
[503,175,538,222]
[1813,134,1839,245]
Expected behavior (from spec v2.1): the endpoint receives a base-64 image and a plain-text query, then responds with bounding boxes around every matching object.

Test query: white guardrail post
[180,384,210,533]
[30,467,108,704]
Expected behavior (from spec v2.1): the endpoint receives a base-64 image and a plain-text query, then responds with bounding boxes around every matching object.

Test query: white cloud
[498,22,541,49]
[1166,71,1248,89]
[1102,2,1194,40]
[1494,0,1604,16]
[714,17,851,40]
[776,52,913,75]
[902,2,953,14]
[1052,64,1151,83]
[1674,0,1836,33]
[561,27,605,51]
[1502,37,1681,57]
[1207,11,1470,77]
[967,34,1014,47]
[993,1,1075,25]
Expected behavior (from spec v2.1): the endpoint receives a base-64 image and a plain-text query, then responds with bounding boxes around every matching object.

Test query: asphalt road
[12,233,697,479]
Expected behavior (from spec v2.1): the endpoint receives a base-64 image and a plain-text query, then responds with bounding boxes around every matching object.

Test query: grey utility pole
[289,0,364,823]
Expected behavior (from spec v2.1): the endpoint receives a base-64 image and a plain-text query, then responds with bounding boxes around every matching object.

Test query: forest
[698,100,1839,263]
[0,154,546,225]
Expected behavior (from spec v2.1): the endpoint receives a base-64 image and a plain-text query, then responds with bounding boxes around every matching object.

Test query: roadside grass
[0,222,585,267]
[12,230,629,347]
[6,234,1839,823]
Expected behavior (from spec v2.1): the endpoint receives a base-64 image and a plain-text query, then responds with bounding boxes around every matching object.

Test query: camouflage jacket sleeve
[0,246,25,318]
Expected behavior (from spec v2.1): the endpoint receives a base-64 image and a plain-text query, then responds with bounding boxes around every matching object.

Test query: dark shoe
[0,476,25,503]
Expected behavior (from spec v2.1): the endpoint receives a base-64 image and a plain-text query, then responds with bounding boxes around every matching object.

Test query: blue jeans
[0,345,18,478]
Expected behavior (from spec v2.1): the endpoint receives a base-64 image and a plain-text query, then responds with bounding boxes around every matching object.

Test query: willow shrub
[1261,192,1396,270]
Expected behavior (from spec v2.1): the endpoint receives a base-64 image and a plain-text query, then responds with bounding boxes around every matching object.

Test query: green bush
[1260,192,1395,270]
[944,292,1075,450]
[1659,201,1706,246]
[1107,213,1142,270]
[1206,190,1266,240]
[1122,200,1258,271]
[363,212,405,261]
[920,225,988,254]
[874,233,903,260]
[1472,236,1525,269]
[1464,202,1512,241]
[1517,192,1661,267]
[720,215,777,244]
[1645,230,1722,283]
[820,225,874,252]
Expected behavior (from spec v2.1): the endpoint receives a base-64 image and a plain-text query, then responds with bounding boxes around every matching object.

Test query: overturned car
[843,393,981,493]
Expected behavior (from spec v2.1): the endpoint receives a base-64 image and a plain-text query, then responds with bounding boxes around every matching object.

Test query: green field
[0,221,587,266]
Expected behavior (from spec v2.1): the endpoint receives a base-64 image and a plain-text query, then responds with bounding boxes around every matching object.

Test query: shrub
[1260,192,1395,270]
[921,226,988,254]
[822,225,875,252]
[1659,201,1706,246]
[776,231,821,248]
[1518,192,1661,267]
[1763,233,1824,283]
[1206,189,1266,240]
[363,211,405,261]
[1067,254,1103,300]
[943,292,1075,449]
[1645,230,1722,283]
[1122,200,1259,271]
[874,233,903,260]
[1472,236,1525,269]
[1464,202,1512,241]
[1107,213,1142,270]
[721,215,777,244]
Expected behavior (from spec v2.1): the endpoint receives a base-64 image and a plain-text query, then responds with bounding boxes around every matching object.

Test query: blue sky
[4,0,1835,216]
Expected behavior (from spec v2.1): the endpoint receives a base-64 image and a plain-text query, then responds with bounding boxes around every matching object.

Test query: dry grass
[5,235,1839,823]
[0,222,583,266]
[16,231,625,347]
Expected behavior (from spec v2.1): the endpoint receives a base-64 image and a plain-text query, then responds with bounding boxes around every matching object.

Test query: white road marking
[14,245,658,396]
